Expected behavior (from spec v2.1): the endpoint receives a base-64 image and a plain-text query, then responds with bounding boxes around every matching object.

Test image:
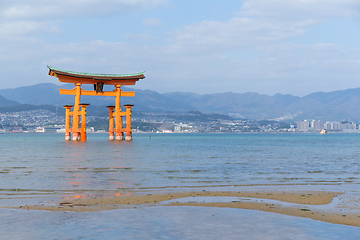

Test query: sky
[0,0,360,97]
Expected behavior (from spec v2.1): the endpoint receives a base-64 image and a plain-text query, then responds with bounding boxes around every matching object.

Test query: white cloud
[257,43,346,60]
[166,0,360,54]
[0,0,169,20]
[166,17,304,55]
[0,21,60,37]
[142,18,162,27]
[0,1,168,36]
[239,0,360,22]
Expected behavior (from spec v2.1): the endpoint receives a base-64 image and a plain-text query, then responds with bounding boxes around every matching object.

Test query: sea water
[1,132,359,192]
[1,133,360,239]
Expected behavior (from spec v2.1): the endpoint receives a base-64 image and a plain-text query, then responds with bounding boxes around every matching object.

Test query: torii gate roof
[48,66,145,85]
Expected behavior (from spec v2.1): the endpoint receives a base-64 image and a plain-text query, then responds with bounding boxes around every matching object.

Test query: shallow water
[1,207,360,240]
[1,133,360,239]
[1,133,360,193]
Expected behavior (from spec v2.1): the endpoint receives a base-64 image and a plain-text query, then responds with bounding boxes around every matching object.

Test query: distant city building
[297,120,309,132]
[174,123,195,133]
[331,122,342,130]
[342,123,357,130]
[44,125,63,133]
[324,122,331,130]
[35,127,45,133]
[311,120,324,131]
[87,127,95,133]
[324,122,343,131]
[56,128,65,133]
[174,125,182,132]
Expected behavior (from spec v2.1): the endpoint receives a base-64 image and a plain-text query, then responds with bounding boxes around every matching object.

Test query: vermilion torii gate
[48,66,145,141]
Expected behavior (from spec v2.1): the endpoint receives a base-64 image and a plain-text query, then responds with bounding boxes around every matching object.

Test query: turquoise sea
[1,133,360,239]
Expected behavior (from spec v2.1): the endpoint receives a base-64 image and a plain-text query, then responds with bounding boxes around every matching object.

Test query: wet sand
[5,189,360,227]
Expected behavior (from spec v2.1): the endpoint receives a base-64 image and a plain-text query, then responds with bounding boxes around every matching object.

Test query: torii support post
[64,105,73,141]
[79,103,90,142]
[107,105,115,141]
[72,83,82,141]
[124,104,134,141]
[115,85,124,140]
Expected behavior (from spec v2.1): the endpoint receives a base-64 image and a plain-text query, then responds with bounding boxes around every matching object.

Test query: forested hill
[1,83,360,121]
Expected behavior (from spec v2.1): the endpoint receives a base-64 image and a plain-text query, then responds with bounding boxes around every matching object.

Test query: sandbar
[5,189,360,227]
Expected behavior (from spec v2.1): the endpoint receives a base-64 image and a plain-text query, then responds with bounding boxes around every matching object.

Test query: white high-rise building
[324,122,342,131]
[331,122,342,130]
[324,122,331,130]
[311,120,324,131]
[297,120,309,132]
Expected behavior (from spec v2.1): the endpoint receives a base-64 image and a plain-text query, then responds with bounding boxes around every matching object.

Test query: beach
[3,188,360,227]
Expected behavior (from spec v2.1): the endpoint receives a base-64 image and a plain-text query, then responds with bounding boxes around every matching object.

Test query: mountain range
[1,83,360,121]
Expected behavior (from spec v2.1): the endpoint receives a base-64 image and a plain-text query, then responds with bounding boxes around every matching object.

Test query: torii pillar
[79,103,90,141]
[124,104,134,140]
[72,83,82,141]
[115,85,124,140]
[107,105,115,140]
[64,105,73,141]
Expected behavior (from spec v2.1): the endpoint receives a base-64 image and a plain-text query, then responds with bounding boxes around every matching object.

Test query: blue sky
[0,0,359,96]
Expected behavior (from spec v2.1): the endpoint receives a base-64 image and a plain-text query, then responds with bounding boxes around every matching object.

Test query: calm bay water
[1,132,360,239]
[0,132,359,193]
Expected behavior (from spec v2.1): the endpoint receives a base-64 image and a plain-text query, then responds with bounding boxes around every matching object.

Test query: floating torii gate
[47,66,145,141]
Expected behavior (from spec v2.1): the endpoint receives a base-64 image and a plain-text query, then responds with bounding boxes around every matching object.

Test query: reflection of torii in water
[47,66,145,142]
